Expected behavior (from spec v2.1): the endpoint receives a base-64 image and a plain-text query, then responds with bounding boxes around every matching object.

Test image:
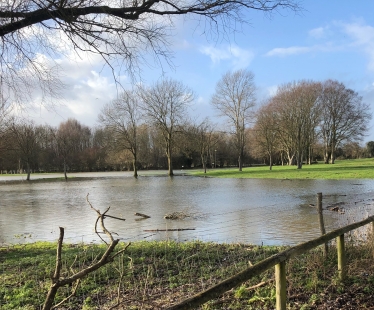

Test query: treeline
[0,72,372,179]
[0,118,239,178]
[251,79,371,169]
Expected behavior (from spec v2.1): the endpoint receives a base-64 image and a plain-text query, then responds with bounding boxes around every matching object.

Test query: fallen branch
[209,279,274,307]
[134,212,151,218]
[144,228,195,232]
[245,279,273,291]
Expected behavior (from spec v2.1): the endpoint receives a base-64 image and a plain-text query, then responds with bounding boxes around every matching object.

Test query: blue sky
[28,1,374,143]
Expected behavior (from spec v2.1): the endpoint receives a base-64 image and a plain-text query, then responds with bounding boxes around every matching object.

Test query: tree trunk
[269,154,273,171]
[287,152,295,166]
[307,144,312,165]
[330,152,335,164]
[168,155,174,176]
[167,143,173,176]
[202,155,207,174]
[238,155,242,171]
[324,141,330,163]
[63,161,68,181]
[297,161,302,169]
[296,151,303,169]
[132,157,138,178]
[26,161,31,181]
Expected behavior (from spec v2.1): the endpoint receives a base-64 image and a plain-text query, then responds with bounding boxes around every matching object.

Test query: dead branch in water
[134,212,151,218]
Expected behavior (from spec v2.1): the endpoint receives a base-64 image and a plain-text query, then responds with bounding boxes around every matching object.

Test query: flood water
[1,171,374,246]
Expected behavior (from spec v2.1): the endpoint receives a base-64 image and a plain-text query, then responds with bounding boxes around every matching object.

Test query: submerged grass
[1,235,374,309]
[191,158,374,179]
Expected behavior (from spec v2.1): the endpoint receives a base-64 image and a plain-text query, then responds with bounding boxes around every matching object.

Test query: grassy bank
[191,158,374,179]
[1,239,374,309]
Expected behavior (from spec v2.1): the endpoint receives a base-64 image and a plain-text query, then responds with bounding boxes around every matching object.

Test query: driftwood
[327,201,345,214]
[164,211,190,220]
[134,212,151,218]
[144,228,196,232]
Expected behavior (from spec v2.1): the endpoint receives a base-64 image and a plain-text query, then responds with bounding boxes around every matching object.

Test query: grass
[191,158,374,179]
[1,235,374,309]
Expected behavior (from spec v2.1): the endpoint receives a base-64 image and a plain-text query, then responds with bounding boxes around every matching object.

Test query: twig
[245,279,273,291]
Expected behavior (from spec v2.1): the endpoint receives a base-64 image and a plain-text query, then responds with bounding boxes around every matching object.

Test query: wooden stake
[317,192,328,255]
[275,262,287,310]
[337,234,346,282]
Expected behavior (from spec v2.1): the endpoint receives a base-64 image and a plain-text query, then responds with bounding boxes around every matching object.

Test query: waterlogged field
[192,159,374,179]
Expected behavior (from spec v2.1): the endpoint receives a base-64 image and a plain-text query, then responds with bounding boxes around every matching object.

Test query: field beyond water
[1,238,374,309]
[192,159,374,179]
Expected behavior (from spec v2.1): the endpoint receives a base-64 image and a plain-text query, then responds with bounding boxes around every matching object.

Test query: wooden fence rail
[166,214,374,310]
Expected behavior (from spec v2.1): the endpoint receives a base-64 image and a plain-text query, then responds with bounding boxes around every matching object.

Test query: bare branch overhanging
[0,0,300,105]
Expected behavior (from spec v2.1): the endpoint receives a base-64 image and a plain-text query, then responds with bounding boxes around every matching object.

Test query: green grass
[1,238,374,309]
[191,158,374,179]
[0,241,280,309]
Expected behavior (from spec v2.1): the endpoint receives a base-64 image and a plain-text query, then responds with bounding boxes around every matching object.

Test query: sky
[26,1,374,143]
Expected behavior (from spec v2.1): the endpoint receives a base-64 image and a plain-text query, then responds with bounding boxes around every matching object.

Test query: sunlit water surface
[1,171,374,246]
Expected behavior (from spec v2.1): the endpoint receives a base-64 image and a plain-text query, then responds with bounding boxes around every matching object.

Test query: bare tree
[55,118,91,180]
[319,80,371,164]
[184,118,219,173]
[7,118,41,180]
[0,86,12,136]
[367,141,374,158]
[211,69,256,171]
[0,1,300,104]
[253,101,279,170]
[269,81,321,168]
[139,78,194,176]
[195,119,220,173]
[98,90,142,177]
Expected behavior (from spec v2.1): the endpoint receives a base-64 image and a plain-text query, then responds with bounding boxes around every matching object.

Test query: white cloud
[309,27,326,39]
[265,46,312,57]
[342,21,374,71]
[200,45,254,69]
[25,51,122,127]
[267,20,374,73]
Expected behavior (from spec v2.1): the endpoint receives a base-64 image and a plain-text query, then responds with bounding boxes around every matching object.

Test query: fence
[166,214,374,310]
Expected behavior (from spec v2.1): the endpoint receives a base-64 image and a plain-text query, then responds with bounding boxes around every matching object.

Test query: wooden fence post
[337,234,346,282]
[275,262,286,310]
[317,192,328,255]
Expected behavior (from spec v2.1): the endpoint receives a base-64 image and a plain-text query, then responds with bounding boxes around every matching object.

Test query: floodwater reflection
[1,172,374,245]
